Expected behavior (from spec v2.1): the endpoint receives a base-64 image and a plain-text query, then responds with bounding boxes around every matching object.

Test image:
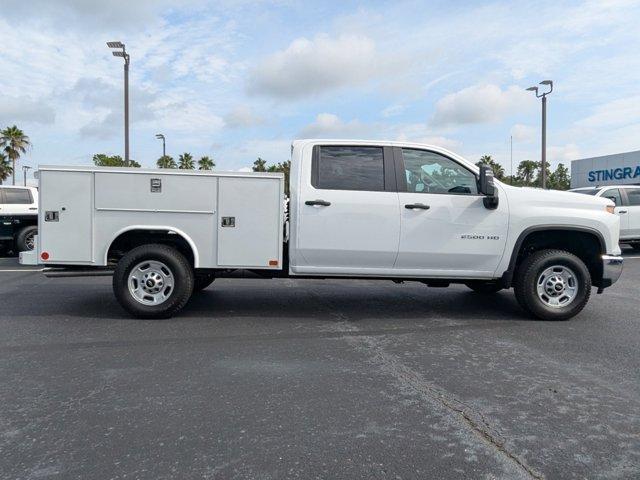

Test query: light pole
[107,41,130,166]
[526,80,553,189]
[22,165,32,186]
[155,134,166,157]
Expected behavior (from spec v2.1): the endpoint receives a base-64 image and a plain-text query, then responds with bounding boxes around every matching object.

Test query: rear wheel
[113,244,194,319]
[464,280,503,294]
[514,249,591,321]
[16,225,37,252]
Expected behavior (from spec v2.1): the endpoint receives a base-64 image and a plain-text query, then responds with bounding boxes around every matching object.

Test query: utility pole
[22,165,32,186]
[107,41,131,166]
[510,135,513,185]
[526,80,553,189]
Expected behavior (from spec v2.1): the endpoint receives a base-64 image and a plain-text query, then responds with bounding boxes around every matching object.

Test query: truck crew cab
[0,185,38,253]
[21,140,623,321]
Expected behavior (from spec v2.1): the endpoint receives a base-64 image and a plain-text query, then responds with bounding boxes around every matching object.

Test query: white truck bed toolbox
[36,166,284,269]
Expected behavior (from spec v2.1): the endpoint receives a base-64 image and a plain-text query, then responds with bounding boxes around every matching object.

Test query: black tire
[514,249,591,321]
[16,225,38,252]
[193,272,216,292]
[113,244,194,319]
[464,281,503,294]
[630,243,640,251]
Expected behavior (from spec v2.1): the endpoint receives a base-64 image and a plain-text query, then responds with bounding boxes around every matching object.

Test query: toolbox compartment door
[39,171,93,263]
[217,177,282,268]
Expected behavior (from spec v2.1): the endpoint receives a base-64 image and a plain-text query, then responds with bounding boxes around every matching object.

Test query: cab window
[601,188,622,206]
[401,149,478,195]
[312,146,385,191]
[3,188,32,204]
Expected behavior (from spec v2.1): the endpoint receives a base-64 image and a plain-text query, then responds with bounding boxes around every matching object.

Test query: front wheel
[113,244,194,319]
[514,249,591,321]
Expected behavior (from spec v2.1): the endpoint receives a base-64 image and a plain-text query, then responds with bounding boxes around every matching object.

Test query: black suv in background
[0,186,38,254]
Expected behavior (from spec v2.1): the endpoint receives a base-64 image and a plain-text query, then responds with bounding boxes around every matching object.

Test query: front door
[294,145,400,275]
[622,187,640,238]
[600,188,630,238]
[395,148,508,277]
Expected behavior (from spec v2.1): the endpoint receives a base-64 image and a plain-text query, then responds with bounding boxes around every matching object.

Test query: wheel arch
[105,226,200,267]
[503,225,606,288]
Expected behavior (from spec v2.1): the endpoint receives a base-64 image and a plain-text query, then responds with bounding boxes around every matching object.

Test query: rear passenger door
[622,188,640,238]
[295,145,400,274]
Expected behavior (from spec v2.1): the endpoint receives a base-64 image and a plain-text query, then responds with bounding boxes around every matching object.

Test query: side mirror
[478,165,499,209]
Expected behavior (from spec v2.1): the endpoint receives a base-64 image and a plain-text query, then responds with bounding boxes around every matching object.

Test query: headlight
[606,205,615,214]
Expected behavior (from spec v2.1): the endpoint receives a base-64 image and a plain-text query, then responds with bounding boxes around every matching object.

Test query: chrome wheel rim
[128,260,174,306]
[536,265,578,309]
[24,232,35,250]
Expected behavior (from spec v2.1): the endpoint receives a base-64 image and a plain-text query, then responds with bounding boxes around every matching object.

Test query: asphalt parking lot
[1,250,639,480]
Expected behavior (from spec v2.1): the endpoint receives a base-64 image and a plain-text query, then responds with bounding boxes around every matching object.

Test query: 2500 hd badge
[461,234,500,240]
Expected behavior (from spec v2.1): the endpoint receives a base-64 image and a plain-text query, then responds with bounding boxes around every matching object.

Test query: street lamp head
[540,80,553,86]
[155,134,165,139]
[107,41,124,49]
[112,51,125,57]
[526,86,538,93]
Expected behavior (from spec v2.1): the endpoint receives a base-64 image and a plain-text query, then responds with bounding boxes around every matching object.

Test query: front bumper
[600,254,624,289]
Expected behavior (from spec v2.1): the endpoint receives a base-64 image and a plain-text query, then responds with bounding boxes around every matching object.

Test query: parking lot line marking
[623,256,640,259]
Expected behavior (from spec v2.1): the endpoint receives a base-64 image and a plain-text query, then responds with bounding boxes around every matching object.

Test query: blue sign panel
[588,166,640,183]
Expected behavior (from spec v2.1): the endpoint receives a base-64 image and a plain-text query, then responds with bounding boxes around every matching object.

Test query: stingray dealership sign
[588,165,640,182]
[571,150,640,188]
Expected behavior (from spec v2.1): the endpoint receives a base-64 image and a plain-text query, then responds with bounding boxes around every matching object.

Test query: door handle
[29,207,37,210]
[305,199,331,207]
[405,203,430,210]
[618,210,628,214]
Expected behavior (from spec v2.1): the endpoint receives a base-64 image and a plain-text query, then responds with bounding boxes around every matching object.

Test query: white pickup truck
[21,140,623,320]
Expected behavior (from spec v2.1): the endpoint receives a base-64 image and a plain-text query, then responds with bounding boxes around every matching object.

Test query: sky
[1,0,640,182]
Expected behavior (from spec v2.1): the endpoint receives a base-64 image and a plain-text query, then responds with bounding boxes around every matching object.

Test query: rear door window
[3,189,32,204]
[313,146,385,191]
[626,188,640,206]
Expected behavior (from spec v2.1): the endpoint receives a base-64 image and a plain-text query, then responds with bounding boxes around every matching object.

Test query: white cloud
[381,104,405,118]
[224,105,264,128]
[576,95,640,129]
[431,84,534,127]
[297,113,367,138]
[0,0,181,30]
[0,96,55,125]
[510,124,537,143]
[248,34,381,99]
[548,144,581,164]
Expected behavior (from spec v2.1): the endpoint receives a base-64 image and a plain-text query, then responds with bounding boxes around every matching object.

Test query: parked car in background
[570,185,640,250]
[0,186,38,253]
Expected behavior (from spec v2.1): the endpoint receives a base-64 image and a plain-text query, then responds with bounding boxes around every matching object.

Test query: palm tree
[0,125,31,185]
[476,155,505,180]
[157,155,177,168]
[0,152,12,185]
[517,160,538,186]
[198,156,215,170]
[253,157,267,172]
[178,152,195,170]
